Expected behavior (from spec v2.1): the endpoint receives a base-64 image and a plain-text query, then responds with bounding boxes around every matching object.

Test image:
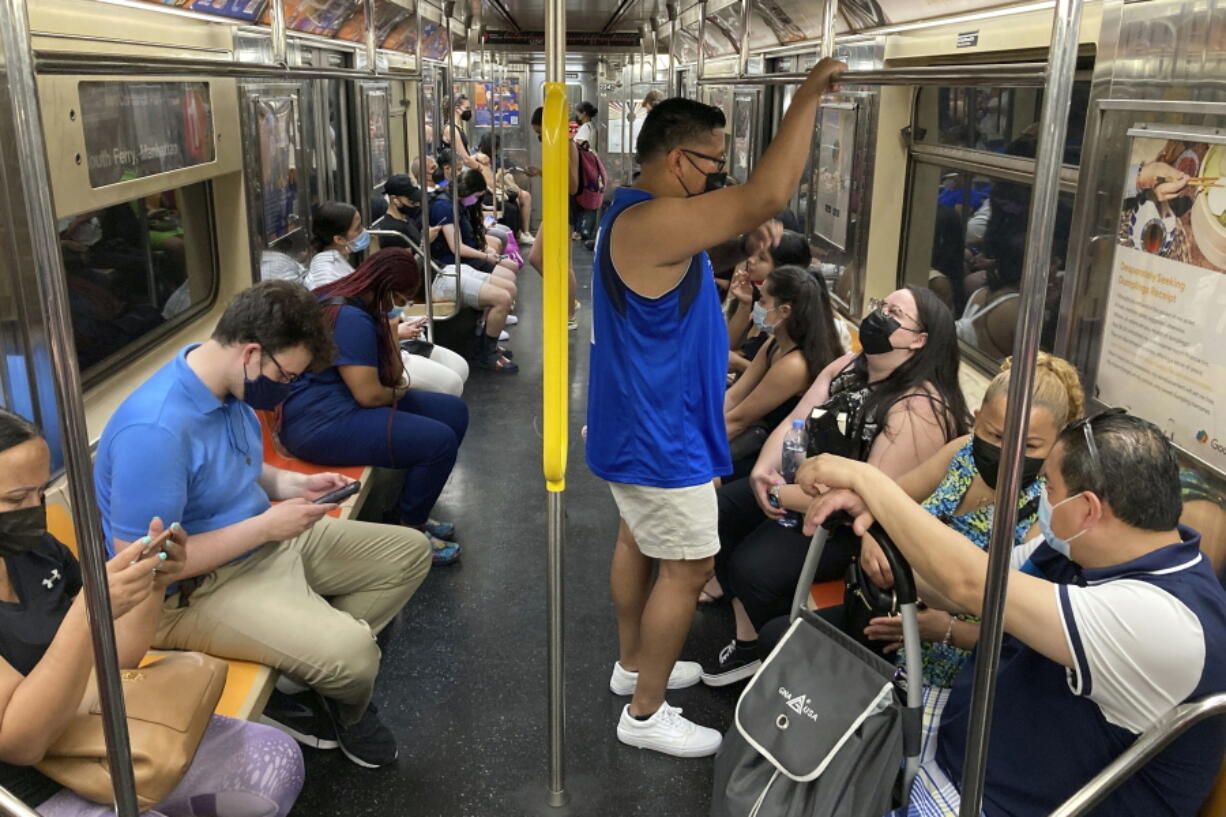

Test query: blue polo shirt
[932,527,1226,817]
[94,344,270,554]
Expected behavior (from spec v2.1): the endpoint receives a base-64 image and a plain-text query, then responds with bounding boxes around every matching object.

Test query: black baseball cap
[385,174,421,201]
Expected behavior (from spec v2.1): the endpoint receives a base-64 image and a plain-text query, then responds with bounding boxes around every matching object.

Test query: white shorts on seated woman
[432,264,491,309]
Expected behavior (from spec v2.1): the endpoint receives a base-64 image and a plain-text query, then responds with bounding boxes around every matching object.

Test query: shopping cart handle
[823,512,918,605]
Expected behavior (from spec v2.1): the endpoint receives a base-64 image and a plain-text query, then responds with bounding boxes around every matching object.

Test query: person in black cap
[375,174,434,250]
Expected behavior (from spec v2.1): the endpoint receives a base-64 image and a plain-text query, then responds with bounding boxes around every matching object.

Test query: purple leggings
[37,716,303,817]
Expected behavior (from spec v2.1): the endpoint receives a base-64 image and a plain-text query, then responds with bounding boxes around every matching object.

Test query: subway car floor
[288,245,745,817]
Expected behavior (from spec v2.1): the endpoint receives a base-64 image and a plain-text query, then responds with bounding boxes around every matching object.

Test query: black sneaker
[261,689,339,749]
[700,639,762,687]
[322,697,399,769]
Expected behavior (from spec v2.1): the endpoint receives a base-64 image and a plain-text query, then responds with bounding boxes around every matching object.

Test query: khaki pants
[155,516,431,724]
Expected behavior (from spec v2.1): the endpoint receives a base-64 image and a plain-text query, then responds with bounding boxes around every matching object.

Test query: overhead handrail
[956,2,1085,815]
[1048,693,1226,817]
[695,62,1049,87]
[541,0,569,806]
[34,50,422,80]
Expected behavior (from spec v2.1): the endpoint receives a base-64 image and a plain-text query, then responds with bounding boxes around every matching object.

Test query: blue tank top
[586,187,732,487]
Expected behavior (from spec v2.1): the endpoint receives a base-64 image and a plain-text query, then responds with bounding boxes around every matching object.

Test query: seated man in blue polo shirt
[798,411,1226,817]
[94,280,432,770]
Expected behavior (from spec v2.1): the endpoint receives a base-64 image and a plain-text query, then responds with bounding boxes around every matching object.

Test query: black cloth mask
[858,309,902,356]
[971,435,1045,491]
[460,109,473,122]
[0,505,47,557]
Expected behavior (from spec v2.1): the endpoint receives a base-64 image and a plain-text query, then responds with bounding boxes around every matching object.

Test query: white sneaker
[617,703,722,757]
[609,660,702,696]
[518,231,535,245]
[498,330,510,342]
[505,315,519,326]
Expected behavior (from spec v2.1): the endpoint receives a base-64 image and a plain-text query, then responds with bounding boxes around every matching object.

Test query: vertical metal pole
[364,0,377,73]
[415,78,436,341]
[820,0,838,60]
[650,21,659,84]
[0,1,139,815]
[544,0,567,806]
[736,0,752,79]
[697,1,707,81]
[447,10,462,273]
[957,2,1084,815]
[270,0,287,67]
[666,2,677,97]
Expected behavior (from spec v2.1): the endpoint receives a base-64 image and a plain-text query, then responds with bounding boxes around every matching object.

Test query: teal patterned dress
[906,439,1045,688]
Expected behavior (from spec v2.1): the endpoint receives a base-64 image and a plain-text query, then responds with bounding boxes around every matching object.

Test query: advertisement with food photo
[1097,130,1226,472]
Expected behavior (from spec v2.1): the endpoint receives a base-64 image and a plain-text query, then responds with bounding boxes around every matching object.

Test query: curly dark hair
[211,280,335,371]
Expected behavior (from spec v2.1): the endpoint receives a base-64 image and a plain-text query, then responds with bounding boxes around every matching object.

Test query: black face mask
[971,435,1045,491]
[858,309,902,356]
[0,505,47,557]
[460,109,472,122]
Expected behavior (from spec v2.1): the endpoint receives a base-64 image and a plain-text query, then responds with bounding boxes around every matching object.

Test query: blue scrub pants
[282,391,469,526]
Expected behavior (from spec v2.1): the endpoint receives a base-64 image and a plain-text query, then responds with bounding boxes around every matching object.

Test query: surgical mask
[348,230,371,253]
[971,435,1045,491]
[1038,485,1088,558]
[858,309,902,356]
[0,505,47,557]
[460,109,472,122]
[752,303,776,334]
[681,169,728,197]
[460,193,481,207]
[387,305,405,320]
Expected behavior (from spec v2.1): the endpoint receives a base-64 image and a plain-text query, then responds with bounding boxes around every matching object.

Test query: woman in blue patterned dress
[854,352,1084,754]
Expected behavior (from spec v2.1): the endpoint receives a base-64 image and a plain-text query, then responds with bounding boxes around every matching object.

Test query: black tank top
[760,338,804,432]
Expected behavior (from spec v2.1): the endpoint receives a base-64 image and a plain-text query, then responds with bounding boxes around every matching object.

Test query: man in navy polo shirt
[799,412,1226,816]
[94,280,432,770]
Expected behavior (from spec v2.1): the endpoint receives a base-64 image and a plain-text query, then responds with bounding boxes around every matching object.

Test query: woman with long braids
[279,248,469,564]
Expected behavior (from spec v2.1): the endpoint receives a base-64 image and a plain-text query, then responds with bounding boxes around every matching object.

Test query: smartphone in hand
[312,481,361,505]
[138,527,176,561]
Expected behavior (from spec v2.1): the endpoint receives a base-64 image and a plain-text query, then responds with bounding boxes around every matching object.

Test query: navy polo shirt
[280,305,381,445]
[935,527,1226,817]
[95,344,270,554]
[428,195,475,267]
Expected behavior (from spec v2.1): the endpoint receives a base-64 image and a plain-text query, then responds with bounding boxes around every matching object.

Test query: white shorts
[432,264,490,309]
[608,480,720,561]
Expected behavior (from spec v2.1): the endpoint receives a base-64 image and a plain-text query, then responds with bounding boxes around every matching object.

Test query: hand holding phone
[312,480,362,505]
[138,527,176,561]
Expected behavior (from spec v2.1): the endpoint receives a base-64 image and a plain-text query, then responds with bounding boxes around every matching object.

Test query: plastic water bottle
[777,420,808,528]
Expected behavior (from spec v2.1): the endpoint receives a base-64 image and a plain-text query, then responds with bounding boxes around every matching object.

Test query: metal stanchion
[957,2,1085,815]
[0,0,139,814]
[543,0,568,807]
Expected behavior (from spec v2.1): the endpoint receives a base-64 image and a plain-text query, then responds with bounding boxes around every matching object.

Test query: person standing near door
[587,56,845,758]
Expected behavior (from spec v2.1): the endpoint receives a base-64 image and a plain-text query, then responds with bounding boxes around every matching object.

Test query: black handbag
[843,555,898,651]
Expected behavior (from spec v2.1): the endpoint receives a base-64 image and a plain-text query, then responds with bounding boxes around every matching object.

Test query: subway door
[238,81,312,283]
[353,81,393,229]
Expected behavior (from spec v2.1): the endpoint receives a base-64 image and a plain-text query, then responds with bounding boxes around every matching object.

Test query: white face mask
[752,303,777,334]
[1038,485,1088,558]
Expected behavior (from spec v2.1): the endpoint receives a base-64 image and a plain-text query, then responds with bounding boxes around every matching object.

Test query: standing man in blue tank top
[587,56,845,757]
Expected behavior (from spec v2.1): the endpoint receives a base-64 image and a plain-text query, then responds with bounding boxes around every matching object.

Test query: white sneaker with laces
[498,330,510,342]
[505,315,519,326]
[609,660,702,696]
[617,703,722,757]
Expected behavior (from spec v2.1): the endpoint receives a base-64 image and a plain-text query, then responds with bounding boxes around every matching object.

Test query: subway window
[912,82,1090,165]
[57,182,217,382]
[902,164,1072,363]
[903,80,1089,368]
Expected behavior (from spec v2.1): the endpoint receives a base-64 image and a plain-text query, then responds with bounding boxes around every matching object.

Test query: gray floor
[289,245,744,817]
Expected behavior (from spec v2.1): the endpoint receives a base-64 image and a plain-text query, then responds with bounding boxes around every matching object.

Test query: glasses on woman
[1065,407,1127,484]
[868,298,923,332]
